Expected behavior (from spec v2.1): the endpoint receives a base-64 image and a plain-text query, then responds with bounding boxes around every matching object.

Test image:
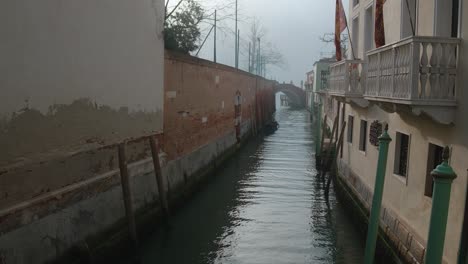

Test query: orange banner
[335,0,347,61]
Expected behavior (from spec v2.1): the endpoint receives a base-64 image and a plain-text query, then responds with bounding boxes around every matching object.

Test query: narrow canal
[134,106,365,264]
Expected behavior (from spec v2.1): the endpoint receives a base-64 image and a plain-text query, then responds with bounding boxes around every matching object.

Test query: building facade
[305,70,315,112]
[318,0,468,263]
[313,59,334,95]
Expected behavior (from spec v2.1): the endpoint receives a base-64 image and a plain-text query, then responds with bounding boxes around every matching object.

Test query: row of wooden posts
[116,103,266,249]
[116,107,260,251]
[318,101,346,198]
[117,136,170,249]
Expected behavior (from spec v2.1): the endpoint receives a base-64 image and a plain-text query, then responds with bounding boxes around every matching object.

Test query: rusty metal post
[149,136,170,217]
[118,142,138,248]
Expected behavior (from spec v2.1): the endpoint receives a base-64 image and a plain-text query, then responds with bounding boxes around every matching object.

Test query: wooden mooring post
[149,136,170,217]
[325,121,346,198]
[319,114,327,158]
[118,142,138,248]
[320,115,338,174]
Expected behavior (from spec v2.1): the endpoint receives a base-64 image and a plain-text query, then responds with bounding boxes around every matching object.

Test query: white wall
[0,0,164,116]
[344,0,468,263]
[0,0,165,166]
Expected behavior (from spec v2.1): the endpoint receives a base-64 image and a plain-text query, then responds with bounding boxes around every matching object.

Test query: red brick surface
[163,51,275,160]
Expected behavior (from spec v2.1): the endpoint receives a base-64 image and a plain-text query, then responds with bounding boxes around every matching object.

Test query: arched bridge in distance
[274,83,306,108]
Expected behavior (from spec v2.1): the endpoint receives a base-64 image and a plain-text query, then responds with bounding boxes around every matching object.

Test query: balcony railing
[365,36,461,106]
[328,60,365,97]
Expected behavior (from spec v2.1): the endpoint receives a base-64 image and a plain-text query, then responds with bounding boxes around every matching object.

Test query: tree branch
[166,0,184,20]
[165,0,170,17]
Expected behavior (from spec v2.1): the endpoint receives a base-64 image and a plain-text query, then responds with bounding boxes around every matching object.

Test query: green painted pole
[425,146,457,264]
[364,125,392,264]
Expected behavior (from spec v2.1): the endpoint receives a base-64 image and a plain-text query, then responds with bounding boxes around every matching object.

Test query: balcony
[328,60,368,107]
[364,36,461,124]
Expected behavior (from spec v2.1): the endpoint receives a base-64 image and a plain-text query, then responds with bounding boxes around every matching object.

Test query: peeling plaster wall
[0,46,276,263]
[0,0,165,167]
[0,0,166,261]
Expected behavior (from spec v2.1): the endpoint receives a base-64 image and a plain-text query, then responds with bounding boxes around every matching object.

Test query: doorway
[424,143,444,198]
[434,0,460,37]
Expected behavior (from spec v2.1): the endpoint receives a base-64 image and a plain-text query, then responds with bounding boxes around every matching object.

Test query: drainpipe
[425,146,457,264]
[363,125,392,264]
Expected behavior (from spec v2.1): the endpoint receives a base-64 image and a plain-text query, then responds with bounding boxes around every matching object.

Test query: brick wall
[163,51,275,160]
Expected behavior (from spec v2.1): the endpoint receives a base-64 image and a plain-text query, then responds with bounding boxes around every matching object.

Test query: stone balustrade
[365,36,461,105]
[328,60,365,98]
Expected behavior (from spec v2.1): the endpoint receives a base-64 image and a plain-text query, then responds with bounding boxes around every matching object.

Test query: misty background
[194,0,350,86]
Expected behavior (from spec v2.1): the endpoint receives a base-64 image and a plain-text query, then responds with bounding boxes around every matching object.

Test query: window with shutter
[359,120,367,151]
[394,132,411,178]
[347,115,354,143]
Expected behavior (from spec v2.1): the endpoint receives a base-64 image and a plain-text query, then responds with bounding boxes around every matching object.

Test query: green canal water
[130,107,365,264]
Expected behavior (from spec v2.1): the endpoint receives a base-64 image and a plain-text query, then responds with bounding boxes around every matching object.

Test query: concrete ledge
[0,121,256,264]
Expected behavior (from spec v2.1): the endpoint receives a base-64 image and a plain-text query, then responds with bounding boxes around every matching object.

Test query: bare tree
[319,33,350,59]
[165,0,239,55]
[247,18,285,76]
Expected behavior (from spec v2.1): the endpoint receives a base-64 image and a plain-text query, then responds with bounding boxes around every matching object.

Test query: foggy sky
[196,0,349,86]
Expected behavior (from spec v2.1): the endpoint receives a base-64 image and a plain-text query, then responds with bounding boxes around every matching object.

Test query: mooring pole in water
[319,114,327,156]
[321,116,338,172]
[425,146,457,264]
[315,104,322,154]
[325,121,346,198]
[363,125,391,264]
[118,142,138,248]
[149,136,170,217]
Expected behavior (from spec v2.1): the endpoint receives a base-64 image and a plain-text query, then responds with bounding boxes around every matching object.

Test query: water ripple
[134,108,365,264]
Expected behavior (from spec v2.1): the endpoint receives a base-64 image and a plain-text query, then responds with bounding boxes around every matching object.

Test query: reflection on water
[134,107,364,264]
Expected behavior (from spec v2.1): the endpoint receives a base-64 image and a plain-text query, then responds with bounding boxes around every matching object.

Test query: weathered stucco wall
[0,0,165,167]
[340,103,468,263]
[0,47,275,264]
[0,0,167,262]
[340,0,468,263]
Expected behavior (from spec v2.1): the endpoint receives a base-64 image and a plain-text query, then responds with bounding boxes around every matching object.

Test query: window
[320,70,329,90]
[353,0,360,7]
[352,17,360,58]
[425,144,444,197]
[347,115,354,143]
[434,0,460,37]
[401,0,417,38]
[451,0,460,37]
[364,6,374,52]
[359,120,367,151]
[394,132,410,177]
